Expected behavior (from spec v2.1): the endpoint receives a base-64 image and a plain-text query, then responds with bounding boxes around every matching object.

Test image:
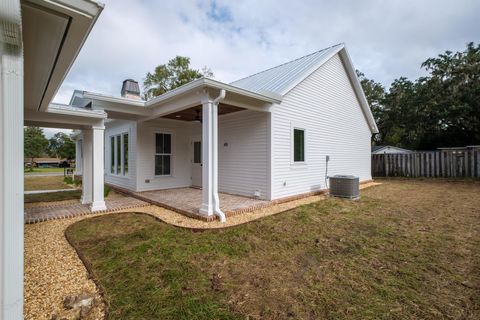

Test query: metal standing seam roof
[230,43,344,96]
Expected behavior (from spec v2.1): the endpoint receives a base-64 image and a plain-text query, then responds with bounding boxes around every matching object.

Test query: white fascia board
[48,102,107,118]
[145,78,282,108]
[80,78,281,119]
[82,91,146,107]
[338,47,379,134]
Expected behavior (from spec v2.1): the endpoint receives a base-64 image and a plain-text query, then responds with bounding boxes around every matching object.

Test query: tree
[24,127,48,170]
[48,132,76,159]
[143,56,213,99]
[356,70,386,144]
[359,42,480,150]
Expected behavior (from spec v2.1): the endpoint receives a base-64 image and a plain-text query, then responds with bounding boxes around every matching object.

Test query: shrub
[64,176,81,187]
[64,176,73,184]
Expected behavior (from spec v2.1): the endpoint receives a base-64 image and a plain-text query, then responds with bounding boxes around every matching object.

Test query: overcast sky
[47,0,479,136]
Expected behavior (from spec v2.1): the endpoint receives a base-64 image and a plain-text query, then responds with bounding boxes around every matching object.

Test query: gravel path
[24,182,380,319]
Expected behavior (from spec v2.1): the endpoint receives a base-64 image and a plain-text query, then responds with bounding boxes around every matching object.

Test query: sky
[48,0,479,136]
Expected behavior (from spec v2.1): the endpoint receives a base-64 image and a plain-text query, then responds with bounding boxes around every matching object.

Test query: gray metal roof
[230,44,344,96]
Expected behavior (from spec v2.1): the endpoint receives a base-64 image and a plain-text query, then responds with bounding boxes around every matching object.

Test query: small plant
[64,176,81,187]
[64,176,74,184]
[104,185,111,197]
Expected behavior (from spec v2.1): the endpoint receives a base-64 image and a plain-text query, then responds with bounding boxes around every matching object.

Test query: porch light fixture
[193,109,202,123]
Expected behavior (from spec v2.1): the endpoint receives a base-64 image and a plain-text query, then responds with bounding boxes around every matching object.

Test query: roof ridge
[230,43,344,85]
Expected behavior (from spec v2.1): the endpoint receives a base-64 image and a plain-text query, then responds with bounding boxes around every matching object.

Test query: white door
[191,140,202,187]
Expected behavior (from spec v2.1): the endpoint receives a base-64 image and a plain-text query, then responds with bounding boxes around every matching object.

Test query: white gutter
[48,103,107,118]
[145,78,282,107]
[82,77,282,110]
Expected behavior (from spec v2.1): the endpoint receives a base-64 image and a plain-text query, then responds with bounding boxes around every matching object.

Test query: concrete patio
[132,187,271,221]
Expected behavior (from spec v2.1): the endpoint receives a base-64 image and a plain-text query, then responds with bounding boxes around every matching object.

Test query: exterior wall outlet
[145,179,150,183]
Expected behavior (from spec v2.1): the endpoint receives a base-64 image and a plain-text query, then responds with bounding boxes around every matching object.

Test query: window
[123,133,128,174]
[155,133,172,176]
[110,133,129,175]
[293,128,305,162]
[116,135,121,174]
[110,136,115,174]
[193,141,201,164]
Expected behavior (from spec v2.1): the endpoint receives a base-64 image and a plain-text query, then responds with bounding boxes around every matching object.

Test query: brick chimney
[121,79,141,100]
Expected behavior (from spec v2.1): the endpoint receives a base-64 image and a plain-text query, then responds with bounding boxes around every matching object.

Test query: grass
[66,179,480,320]
[24,176,74,191]
[25,190,82,203]
[24,167,64,173]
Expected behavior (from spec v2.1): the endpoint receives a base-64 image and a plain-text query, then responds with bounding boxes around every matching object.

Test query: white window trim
[291,124,307,166]
[108,132,129,177]
[154,131,173,177]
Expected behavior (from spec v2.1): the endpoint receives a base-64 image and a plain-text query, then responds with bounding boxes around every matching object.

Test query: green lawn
[24,167,65,173]
[66,180,480,320]
[24,176,73,191]
[25,190,82,203]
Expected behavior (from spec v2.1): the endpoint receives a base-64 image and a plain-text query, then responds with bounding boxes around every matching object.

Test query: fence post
[477,149,480,178]
[384,154,389,177]
[470,150,475,178]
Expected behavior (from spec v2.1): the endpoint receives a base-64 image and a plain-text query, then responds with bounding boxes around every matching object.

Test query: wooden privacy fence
[372,149,480,178]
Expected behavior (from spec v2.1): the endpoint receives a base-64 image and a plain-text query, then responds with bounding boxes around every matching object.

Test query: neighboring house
[72,43,378,220]
[372,145,412,154]
[24,157,68,168]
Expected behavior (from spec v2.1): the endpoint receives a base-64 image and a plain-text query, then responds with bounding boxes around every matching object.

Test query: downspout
[212,89,226,222]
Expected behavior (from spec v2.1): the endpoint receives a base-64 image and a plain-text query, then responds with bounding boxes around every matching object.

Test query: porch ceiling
[161,103,244,122]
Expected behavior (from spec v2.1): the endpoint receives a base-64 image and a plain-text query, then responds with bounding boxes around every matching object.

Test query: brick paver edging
[107,185,328,222]
[24,197,149,224]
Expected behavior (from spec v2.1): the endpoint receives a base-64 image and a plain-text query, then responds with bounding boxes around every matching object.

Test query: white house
[1,0,376,316]
[72,43,378,221]
[372,145,412,154]
[1,0,104,317]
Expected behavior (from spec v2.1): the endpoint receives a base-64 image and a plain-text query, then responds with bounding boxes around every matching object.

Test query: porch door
[191,140,202,187]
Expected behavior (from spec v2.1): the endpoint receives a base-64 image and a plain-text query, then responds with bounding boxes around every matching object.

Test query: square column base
[199,203,213,216]
[80,196,92,205]
[90,201,107,212]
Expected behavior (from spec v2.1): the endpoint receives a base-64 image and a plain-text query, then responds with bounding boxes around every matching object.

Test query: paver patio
[24,197,148,224]
[132,187,271,220]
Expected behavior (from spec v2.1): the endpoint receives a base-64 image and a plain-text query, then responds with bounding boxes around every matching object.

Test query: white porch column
[0,0,24,317]
[211,101,222,215]
[90,123,106,211]
[80,129,93,204]
[75,138,83,175]
[199,91,226,222]
[199,100,214,216]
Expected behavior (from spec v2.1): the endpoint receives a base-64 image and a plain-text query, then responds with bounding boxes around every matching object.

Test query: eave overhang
[22,0,103,112]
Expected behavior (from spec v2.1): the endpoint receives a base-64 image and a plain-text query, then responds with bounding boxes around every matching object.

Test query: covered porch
[24,104,109,212]
[76,78,282,222]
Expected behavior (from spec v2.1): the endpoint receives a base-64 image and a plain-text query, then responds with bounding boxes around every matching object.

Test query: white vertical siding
[218,110,268,199]
[135,119,193,191]
[271,53,372,199]
[104,120,137,190]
